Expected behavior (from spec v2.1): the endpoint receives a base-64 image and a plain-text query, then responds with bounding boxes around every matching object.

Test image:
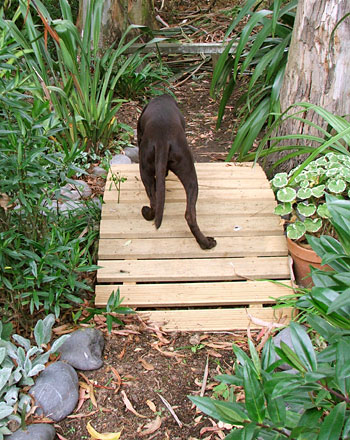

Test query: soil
[53,318,260,440]
[25,2,260,439]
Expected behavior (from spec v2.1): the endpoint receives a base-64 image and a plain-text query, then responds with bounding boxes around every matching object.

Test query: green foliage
[0,315,69,438]
[80,289,135,333]
[113,52,172,100]
[0,0,161,159]
[211,0,297,161]
[254,102,350,169]
[189,195,350,439]
[0,23,99,317]
[271,153,350,241]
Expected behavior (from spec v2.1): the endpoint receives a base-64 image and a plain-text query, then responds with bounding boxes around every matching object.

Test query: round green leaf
[274,202,293,216]
[315,156,328,166]
[271,173,288,188]
[297,202,316,217]
[327,178,346,193]
[304,218,322,233]
[340,167,350,182]
[276,187,296,203]
[299,179,310,189]
[311,184,325,198]
[317,203,331,219]
[325,168,339,177]
[325,152,337,162]
[287,221,306,240]
[297,187,312,199]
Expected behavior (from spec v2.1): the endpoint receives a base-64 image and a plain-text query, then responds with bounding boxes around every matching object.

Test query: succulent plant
[271,152,350,241]
[0,315,70,438]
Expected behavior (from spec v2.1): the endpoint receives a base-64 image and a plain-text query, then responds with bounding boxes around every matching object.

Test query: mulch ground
[53,316,261,440]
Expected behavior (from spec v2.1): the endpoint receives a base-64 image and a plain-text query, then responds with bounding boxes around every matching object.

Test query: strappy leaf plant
[0,0,164,157]
[211,0,297,161]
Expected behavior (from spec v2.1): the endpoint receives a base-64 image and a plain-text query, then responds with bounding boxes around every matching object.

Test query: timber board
[95,163,291,331]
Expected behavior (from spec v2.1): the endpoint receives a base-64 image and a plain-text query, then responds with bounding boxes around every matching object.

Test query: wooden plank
[108,163,266,179]
[136,307,292,331]
[98,236,288,259]
[99,215,284,239]
[95,280,292,307]
[106,176,271,190]
[103,188,275,202]
[101,199,278,219]
[97,256,290,282]
[124,42,237,55]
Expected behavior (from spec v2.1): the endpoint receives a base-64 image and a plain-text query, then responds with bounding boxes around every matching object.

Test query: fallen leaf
[138,357,155,371]
[57,434,69,440]
[139,416,162,436]
[121,390,147,418]
[146,399,157,413]
[86,421,121,440]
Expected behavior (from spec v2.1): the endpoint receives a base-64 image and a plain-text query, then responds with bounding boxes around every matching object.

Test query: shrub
[211,0,297,162]
[189,195,350,439]
[0,315,69,438]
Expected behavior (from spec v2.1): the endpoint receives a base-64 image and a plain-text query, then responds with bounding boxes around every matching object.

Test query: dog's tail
[154,142,170,229]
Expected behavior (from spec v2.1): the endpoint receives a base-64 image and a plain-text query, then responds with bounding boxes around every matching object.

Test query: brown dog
[137,94,216,250]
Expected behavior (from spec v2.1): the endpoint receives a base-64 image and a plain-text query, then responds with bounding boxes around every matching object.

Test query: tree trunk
[264,0,350,175]
[78,0,157,47]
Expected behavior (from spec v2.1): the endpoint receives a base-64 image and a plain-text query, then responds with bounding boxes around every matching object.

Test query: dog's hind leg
[139,166,156,221]
[178,174,217,250]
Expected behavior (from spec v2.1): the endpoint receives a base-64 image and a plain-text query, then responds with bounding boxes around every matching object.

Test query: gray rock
[123,146,139,163]
[59,200,85,214]
[29,361,78,422]
[60,180,92,200]
[58,328,104,370]
[110,154,132,165]
[59,187,81,201]
[92,166,107,177]
[7,424,55,440]
[92,197,103,210]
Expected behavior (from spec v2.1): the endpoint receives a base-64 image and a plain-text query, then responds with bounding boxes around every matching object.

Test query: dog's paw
[200,237,217,250]
[141,206,155,221]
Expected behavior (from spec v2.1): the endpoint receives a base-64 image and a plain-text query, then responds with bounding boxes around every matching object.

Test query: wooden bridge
[95,162,292,331]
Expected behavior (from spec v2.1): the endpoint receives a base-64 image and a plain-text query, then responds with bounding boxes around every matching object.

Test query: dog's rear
[137,95,216,250]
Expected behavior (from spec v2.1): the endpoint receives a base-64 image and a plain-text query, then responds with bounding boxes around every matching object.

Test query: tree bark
[78,0,157,47]
[264,0,350,175]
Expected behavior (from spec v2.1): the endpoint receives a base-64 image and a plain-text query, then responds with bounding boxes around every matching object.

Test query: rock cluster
[7,328,105,439]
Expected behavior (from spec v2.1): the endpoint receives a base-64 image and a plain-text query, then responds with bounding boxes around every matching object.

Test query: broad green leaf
[276,187,296,202]
[188,396,247,424]
[304,217,322,233]
[266,394,286,427]
[317,203,330,218]
[335,339,350,396]
[318,402,346,440]
[287,221,306,240]
[0,402,13,419]
[328,288,350,314]
[297,187,312,199]
[243,363,265,423]
[274,203,293,216]
[327,178,346,193]
[297,202,316,217]
[271,172,288,188]
[311,184,326,198]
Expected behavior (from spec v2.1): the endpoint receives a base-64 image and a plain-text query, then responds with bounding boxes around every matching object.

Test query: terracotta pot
[286,238,330,287]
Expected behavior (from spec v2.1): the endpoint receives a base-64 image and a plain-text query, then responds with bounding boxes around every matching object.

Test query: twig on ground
[157,393,183,428]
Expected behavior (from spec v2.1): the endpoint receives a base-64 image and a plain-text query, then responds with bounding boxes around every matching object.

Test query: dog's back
[137,95,216,249]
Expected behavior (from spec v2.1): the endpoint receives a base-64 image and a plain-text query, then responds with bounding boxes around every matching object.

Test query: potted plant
[270,151,350,286]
